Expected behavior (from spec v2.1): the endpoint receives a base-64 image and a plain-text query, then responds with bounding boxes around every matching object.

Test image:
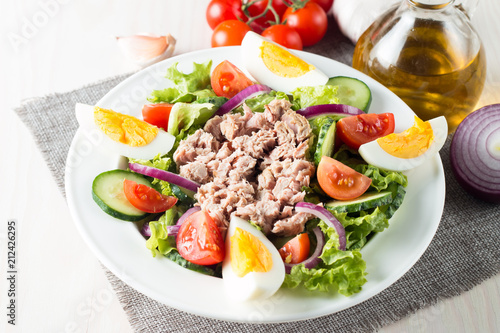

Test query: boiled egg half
[222,216,285,302]
[359,116,448,171]
[75,103,175,160]
[241,32,328,93]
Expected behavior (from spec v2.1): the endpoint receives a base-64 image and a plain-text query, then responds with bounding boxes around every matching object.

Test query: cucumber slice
[327,76,372,112]
[326,191,393,213]
[314,117,336,165]
[385,183,406,218]
[171,184,195,204]
[92,169,152,221]
[165,251,219,277]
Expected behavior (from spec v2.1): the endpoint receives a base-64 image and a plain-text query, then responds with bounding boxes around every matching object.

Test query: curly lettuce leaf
[146,206,185,257]
[291,85,339,109]
[284,221,367,296]
[243,91,289,113]
[148,60,213,103]
[167,102,217,138]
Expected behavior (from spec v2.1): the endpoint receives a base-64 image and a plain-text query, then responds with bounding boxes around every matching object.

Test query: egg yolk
[230,227,273,277]
[260,41,314,78]
[94,107,158,147]
[377,116,434,158]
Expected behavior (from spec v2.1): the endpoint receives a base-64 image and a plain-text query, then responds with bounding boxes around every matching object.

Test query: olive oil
[353,2,486,133]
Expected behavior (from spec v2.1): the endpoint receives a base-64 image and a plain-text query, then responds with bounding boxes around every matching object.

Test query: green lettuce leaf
[243,91,289,113]
[167,102,217,138]
[292,85,340,109]
[146,206,185,257]
[148,60,213,104]
[283,221,367,296]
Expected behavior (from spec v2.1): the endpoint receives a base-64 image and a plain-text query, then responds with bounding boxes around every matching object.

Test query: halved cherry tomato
[337,113,395,150]
[123,179,178,213]
[142,103,173,131]
[176,210,225,265]
[261,24,303,50]
[211,60,254,98]
[282,2,328,46]
[279,233,310,264]
[317,156,372,200]
[211,20,252,47]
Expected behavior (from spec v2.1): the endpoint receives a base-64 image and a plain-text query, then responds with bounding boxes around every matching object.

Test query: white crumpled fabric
[332,0,400,44]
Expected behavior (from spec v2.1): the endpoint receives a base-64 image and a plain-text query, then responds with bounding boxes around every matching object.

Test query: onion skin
[296,104,364,119]
[284,227,325,274]
[450,104,500,203]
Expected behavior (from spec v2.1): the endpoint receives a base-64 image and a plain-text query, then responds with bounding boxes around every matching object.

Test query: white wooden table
[1,0,499,332]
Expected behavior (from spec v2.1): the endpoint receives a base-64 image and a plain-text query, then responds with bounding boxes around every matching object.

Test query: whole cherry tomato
[261,24,303,50]
[282,1,328,46]
[211,20,252,47]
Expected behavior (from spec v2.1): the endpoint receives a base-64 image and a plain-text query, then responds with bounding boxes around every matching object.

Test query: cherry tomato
[310,0,334,13]
[279,233,310,264]
[337,113,395,150]
[317,156,372,200]
[123,180,178,213]
[176,210,225,265]
[211,20,252,47]
[142,103,173,131]
[261,24,303,50]
[246,0,289,33]
[206,0,245,30]
[211,60,254,98]
[282,2,328,47]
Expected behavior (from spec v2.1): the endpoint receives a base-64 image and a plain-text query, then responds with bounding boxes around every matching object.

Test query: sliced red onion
[296,104,364,119]
[295,202,346,251]
[176,206,201,226]
[140,223,180,238]
[141,222,152,238]
[214,84,272,116]
[450,104,500,203]
[284,227,325,274]
[129,162,200,192]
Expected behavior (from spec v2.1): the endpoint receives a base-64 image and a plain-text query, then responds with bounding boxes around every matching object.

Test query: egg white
[358,116,448,172]
[222,216,285,302]
[241,32,328,93]
[75,103,175,160]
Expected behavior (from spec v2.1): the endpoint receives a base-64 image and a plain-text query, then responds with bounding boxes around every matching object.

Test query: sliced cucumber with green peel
[171,184,195,204]
[92,169,152,221]
[327,76,372,112]
[326,191,393,213]
[314,117,336,165]
[165,251,219,277]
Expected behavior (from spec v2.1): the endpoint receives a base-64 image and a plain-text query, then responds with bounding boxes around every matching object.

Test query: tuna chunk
[232,129,276,160]
[179,161,209,184]
[204,116,224,141]
[272,212,313,236]
[173,129,219,166]
[219,109,253,140]
[264,99,292,124]
[281,109,312,142]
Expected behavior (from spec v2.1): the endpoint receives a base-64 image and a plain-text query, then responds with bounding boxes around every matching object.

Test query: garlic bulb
[116,33,176,67]
[332,0,399,44]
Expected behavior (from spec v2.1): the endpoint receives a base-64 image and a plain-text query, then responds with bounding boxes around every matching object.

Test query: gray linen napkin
[14,16,500,333]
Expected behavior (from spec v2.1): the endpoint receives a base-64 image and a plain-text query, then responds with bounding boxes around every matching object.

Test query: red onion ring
[176,206,201,226]
[284,227,325,274]
[296,104,364,119]
[214,84,272,116]
[129,162,200,193]
[140,223,180,238]
[295,202,346,250]
[450,104,500,203]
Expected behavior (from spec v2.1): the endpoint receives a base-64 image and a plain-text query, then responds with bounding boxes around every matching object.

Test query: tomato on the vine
[211,60,254,98]
[310,0,334,13]
[246,0,289,33]
[211,20,252,47]
[176,210,225,265]
[337,113,396,150]
[317,156,372,200]
[206,0,245,30]
[261,24,303,50]
[282,1,328,46]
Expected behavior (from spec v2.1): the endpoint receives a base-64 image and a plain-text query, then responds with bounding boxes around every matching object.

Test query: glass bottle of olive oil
[353,0,486,133]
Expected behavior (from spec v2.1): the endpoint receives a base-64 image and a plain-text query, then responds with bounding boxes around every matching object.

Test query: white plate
[65,47,445,323]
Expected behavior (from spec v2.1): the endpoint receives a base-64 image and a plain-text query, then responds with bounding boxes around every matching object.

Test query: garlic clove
[116,33,176,67]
